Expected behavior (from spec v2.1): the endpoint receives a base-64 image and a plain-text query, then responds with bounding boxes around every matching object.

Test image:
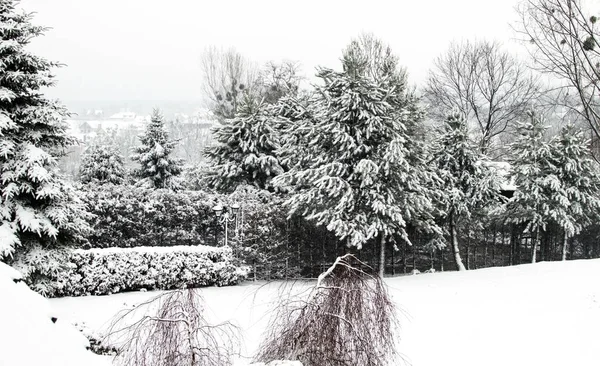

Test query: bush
[79,184,220,249]
[13,245,248,297]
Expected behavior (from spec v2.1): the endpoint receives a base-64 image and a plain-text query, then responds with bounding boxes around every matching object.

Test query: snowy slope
[49,259,600,366]
[0,263,108,366]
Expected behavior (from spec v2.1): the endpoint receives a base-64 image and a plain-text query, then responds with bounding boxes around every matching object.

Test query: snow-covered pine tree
[432,111,502,271]
[548,123,600,260]
[205,94,284,192]
[275,35,439,276]
[0,0,89,258]
[131,109,183,189]
[79,131,126,185]
[505,111,556,263]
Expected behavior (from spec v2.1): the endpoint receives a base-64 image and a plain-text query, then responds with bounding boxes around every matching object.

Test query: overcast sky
[18,0,524,103]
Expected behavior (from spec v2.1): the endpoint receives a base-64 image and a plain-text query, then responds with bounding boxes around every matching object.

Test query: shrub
[13,245,248,297]
[79,184,220,248]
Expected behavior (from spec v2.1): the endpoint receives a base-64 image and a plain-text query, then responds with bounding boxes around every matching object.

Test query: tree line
[2,0,600,277]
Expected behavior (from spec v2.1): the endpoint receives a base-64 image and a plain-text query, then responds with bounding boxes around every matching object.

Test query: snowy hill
[48,259,600,366]
[0,263,107,366]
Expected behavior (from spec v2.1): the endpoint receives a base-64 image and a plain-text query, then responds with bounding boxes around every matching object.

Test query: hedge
[13,245,248,297]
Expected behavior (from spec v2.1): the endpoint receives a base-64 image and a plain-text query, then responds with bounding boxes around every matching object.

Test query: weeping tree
[275,34,439,277]
[254,254,401,366]
[0,0,89,258]
[432,111,503,271]
[107,289,240,366]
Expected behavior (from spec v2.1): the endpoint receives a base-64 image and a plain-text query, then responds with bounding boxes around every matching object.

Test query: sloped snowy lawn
[49,259,600,366]
[0,263,109,366]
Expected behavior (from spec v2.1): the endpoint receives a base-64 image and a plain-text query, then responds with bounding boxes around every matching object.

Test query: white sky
[18,0,524,102]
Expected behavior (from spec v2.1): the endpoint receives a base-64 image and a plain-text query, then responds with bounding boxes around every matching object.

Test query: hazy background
[18,0,523,113]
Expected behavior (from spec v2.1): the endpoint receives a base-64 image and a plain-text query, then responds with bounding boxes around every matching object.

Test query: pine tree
[432,112,502,271]
[275,35,439,276]
[79,131,126,185]
[131,109,182,189]
[548,123,600,260]
[205,94,284,192]
[505,111,556,263]
[0,0,89,258]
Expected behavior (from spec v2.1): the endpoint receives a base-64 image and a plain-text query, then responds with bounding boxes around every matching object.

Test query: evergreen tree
[205,94,285,192]
[0,0,89,258]
[79,132,126,185]
[432,112,502,271]
[275,36,439,276]
[505,111,556,263]
[548,123,600,260]
[131,109,182,189]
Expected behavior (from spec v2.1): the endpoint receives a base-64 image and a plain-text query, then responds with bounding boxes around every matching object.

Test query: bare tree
[254,254,402,366]
[107,289,240,366]
[260,61,304,104]
[424,40,541,156]
[200,46,260,120]
[515,0,600,159]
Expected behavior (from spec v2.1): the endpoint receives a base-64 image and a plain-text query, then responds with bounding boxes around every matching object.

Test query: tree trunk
[402,242,407,274]
[562,231,568,261]
[378,234,386,278]
[449,211,466,271]
[531,227,539,263]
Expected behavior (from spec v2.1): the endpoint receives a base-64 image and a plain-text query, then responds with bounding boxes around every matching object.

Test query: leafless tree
[260,61,304,104]
[515,0,600,159]
[106,289,240,366]
[254,254,403,366]
[200,46,260,120]
[424,40,541,156]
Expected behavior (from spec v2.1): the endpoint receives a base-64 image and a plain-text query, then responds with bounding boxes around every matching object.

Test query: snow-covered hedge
[79,184,220,248]
[0,263,106,365]
[14,245,248,297]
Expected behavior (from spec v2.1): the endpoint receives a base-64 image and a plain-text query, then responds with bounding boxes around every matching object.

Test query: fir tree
[79,132,126,185]
[275,36,439,276]
[131,109,182,189]
[205,94,284,192]
[0,0,89,258]
[548,123,600,260]
[505,111,556,263]
[432,112,502,271]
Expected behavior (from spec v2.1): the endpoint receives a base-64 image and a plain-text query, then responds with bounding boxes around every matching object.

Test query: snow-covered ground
[48,259,600,366]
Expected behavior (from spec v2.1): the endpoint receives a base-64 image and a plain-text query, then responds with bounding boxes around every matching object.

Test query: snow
[46,259,600,366]
[74,244,230,255]
[0,262,108,366]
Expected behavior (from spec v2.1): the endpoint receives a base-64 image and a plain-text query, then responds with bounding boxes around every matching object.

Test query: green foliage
[505,111,556,233]
[276,36,439,249]
[205,95,285,192]
[131,109,183,189]
[79,132,126,185]
[0,0,90,258]
[433,112,502,220]
[79,184,219,249]
[547,123,600,237]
